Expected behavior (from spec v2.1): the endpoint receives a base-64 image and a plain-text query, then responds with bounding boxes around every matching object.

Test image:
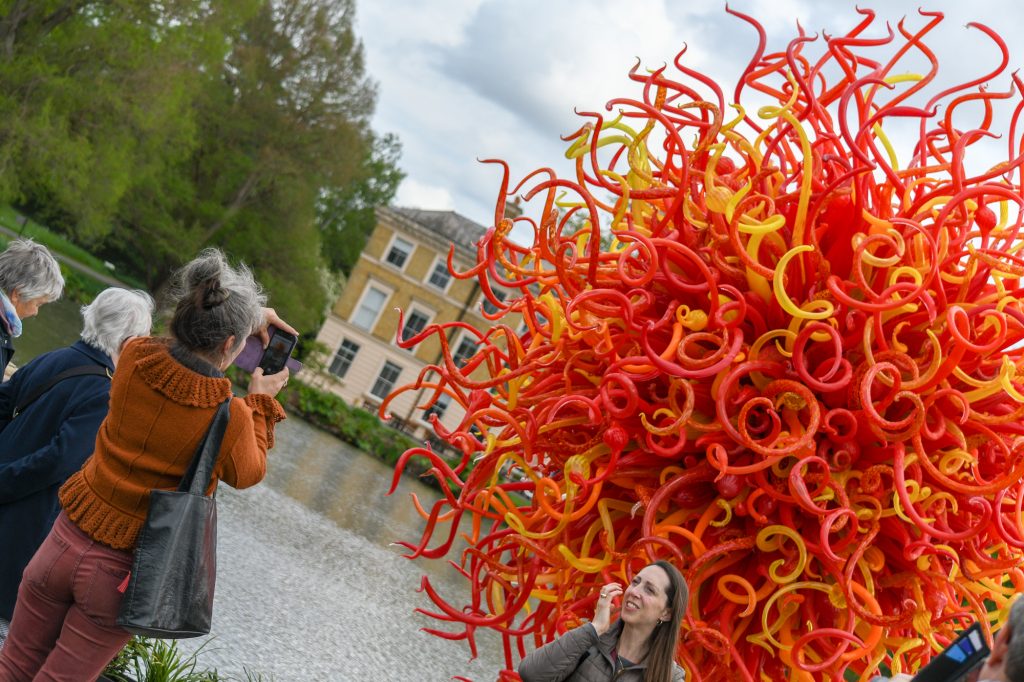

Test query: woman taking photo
[518,561,688,682]
[0,249,292,682]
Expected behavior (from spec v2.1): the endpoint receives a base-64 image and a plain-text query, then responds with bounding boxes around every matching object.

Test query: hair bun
[198,276,228,310]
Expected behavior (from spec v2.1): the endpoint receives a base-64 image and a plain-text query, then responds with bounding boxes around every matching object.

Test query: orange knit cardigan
[59,336,286,550]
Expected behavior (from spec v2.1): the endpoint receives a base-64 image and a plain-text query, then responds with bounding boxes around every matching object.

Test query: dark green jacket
[518,621,685,682]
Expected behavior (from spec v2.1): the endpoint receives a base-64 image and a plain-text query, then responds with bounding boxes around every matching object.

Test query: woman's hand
[593,583,623,635]
[249,366,289,397]
[257,307,299,347]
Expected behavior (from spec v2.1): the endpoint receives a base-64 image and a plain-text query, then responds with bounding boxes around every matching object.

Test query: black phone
[258,326,298,375]
[911,622,989,682]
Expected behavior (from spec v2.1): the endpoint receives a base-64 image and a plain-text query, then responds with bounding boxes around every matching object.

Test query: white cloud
[396,178,456,211]
[358,1,1024,229]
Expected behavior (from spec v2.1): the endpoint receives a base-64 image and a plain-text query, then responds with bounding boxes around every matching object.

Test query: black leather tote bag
[116,398,231,638]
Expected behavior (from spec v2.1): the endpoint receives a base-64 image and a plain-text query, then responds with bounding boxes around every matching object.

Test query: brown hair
[644,560,688,682]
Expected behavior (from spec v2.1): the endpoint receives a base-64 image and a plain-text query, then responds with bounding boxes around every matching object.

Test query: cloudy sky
[356,0,1024,230]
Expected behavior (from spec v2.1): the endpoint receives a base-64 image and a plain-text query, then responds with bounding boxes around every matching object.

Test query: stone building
[314,206,512,441]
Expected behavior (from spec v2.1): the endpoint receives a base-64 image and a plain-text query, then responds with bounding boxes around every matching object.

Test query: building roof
[390,207,488,253]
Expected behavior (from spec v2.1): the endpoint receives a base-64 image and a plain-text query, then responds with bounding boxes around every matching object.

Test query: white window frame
[451,334,478,366]
[369,359,403,399]
[384,234,415,270]
[422,392,452,423]
[350,281,392,332]
[328,338,360,379]
[426,256,452,292]
[480,289,508,316]
[400,305,433,347]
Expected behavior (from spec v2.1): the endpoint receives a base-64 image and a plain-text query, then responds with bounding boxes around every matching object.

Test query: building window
[427,260,451,290]
[385,236,415,269]
[328,339,360,379]
[482,289,508,315]
[352,285,388,331]
[370,360,403,399]
[401,308,430,343]
[423,392,452,422]
[452,336,477,366]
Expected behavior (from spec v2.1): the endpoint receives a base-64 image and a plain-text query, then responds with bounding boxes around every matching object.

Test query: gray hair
[169,248,266,357]
[80,288,154,358]
[1007,596,1024,682]
[0,239,64,302]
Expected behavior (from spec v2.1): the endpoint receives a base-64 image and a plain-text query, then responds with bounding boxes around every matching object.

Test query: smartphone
[233,327,303,375]
[258,327,298,375]
[911,622,989,682]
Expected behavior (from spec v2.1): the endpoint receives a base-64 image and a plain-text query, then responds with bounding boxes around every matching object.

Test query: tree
[318,131,404,275]
[1,0,400,332]
[0,1,254,239]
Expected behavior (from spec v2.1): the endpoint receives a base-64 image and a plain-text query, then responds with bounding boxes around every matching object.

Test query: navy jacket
[0,318,14,378]
[0,340,113,619]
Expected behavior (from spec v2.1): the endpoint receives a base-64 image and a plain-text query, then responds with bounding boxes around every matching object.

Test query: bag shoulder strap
[178,398,233,495]
[13,365,112,418]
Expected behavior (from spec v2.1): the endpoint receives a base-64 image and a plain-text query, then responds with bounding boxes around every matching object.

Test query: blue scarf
[0,291,23,338]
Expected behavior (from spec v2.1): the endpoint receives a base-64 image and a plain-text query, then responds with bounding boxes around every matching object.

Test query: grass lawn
[0,205,147,290]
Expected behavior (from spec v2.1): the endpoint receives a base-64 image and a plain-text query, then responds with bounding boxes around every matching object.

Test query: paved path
[176,482,506,681]
[0,485,507,681]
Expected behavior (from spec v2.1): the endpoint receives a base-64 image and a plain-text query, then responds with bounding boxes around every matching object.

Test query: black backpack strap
[13,365,112,418]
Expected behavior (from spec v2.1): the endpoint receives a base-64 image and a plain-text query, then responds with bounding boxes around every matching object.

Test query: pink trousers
[0,512,132,681]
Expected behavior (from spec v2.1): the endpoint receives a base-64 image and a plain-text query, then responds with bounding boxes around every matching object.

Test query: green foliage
[60,265,105,304]
[0,205,146,290]
[293,335,329,371]
[102,637,214,682]
[0,0,401,334]
[285,381,420,466]
[102,637,271,682]
[318,132,404,275]
[0,2,248,240]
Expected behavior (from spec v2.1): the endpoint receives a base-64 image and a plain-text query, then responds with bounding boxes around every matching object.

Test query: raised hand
[593,582,623,635]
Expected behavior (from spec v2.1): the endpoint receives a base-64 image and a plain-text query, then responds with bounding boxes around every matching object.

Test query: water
[178,418,506,681]
[14,302,509,681]
[13,298,83,364]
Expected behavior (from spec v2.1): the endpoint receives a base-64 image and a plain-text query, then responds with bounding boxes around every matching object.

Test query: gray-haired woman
[0,288,154,623]
[0,239,65,376]
[0,249,292,681]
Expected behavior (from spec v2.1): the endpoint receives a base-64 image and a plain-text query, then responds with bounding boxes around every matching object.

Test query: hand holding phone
[233,326,302,375]
[259,327,298,375]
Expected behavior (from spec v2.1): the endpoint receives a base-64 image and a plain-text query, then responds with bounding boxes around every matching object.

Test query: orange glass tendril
[383,8,1024,681]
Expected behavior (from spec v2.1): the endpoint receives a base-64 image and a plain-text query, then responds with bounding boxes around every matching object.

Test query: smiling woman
[518,561,688,682]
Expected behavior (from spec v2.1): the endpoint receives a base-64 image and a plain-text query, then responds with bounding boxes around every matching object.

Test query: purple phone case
[234,334,303,374]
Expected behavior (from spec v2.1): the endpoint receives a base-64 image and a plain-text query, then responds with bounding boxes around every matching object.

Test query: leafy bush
[103,638,217,682]
[285,381,421,467]
[60,265,107,304]
[102,637,273,682]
